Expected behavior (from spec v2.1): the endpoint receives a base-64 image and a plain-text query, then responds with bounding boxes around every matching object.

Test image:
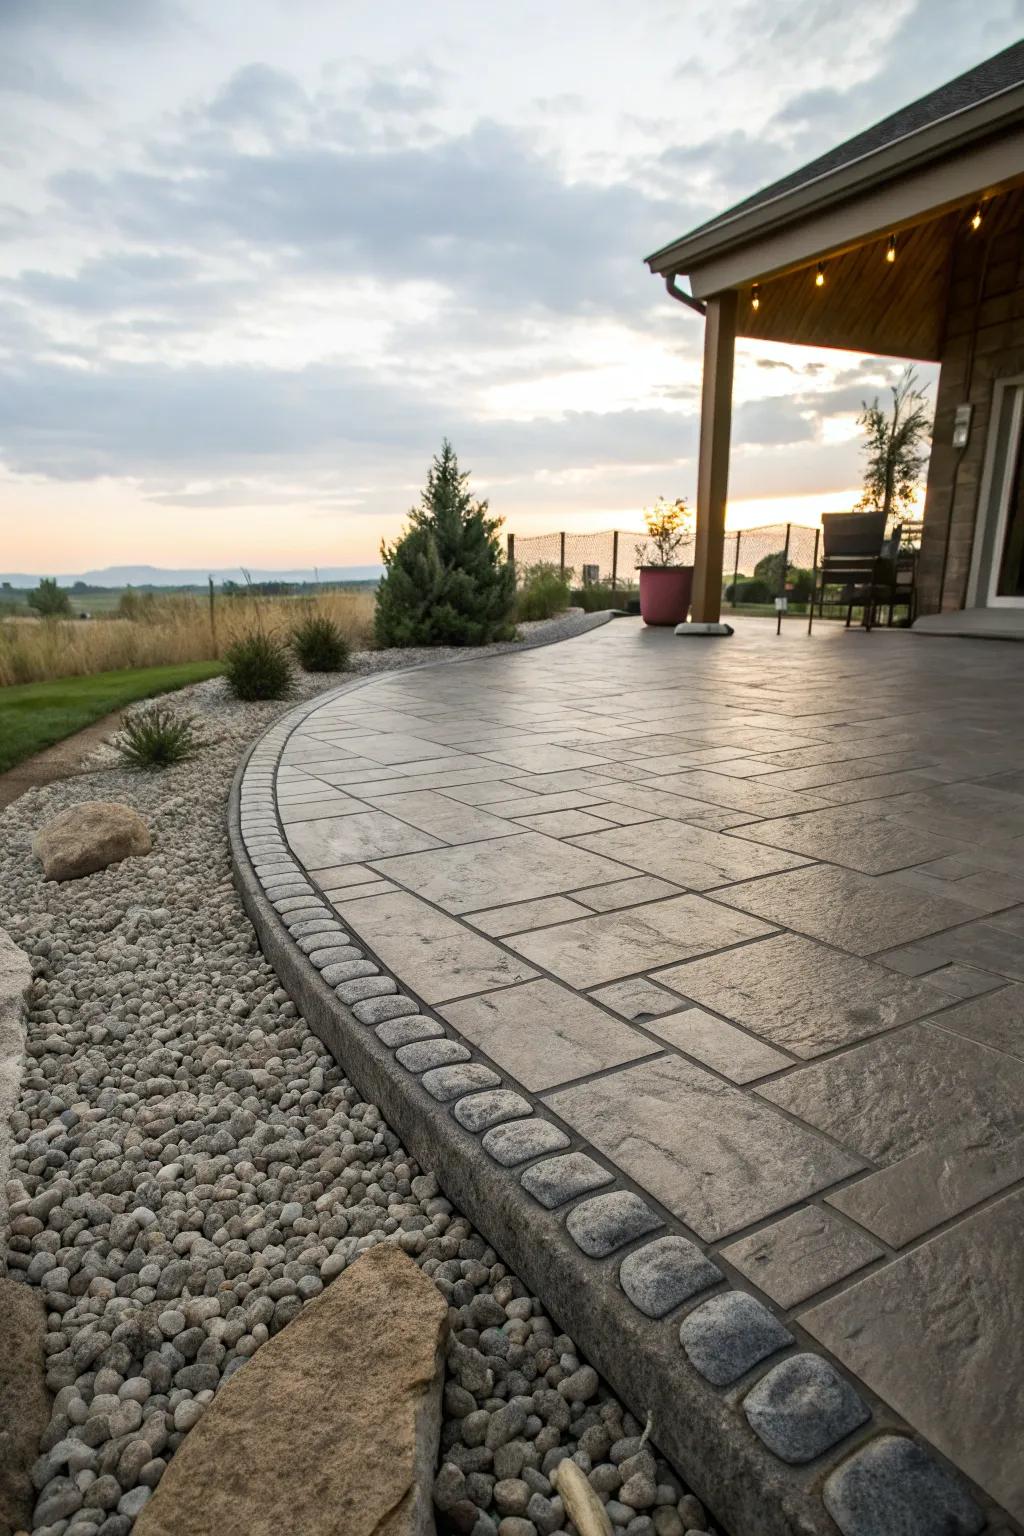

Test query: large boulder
[0,1279,51,1536]
[135,1243,448,1536]
[32,800,152,882]
[0,929,32,1230]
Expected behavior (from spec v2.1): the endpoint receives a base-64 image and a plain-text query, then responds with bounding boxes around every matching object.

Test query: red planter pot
[638,565,694,626]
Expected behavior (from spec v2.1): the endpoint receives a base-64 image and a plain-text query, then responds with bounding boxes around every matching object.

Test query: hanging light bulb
[751,284,760,311]
[815,263,826,288]
[886,234,897,263]
[970,205,983,231]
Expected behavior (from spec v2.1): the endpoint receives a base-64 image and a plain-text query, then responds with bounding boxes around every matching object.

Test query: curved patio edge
[227,651,994,1536]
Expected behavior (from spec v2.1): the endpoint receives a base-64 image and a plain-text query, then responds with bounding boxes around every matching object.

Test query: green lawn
[0,660,223,774]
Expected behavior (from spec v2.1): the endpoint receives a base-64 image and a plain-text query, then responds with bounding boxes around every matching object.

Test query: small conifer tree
[375,440,516,647]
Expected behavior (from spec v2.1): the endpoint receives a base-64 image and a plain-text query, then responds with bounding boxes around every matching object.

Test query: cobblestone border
[227,671,994,1536]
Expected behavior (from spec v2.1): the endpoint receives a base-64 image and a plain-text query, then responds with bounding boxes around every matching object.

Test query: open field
[0,660,225,773]
[0,589,377,687]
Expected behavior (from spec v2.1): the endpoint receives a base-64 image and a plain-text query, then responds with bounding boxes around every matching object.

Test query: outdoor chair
[809,512,915,631]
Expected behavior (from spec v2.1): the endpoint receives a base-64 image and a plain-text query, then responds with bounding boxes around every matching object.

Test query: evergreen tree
[375,440,516,647]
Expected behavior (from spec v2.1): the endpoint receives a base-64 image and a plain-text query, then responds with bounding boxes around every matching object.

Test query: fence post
[507,532,515,567]
[731,530,741,609]
[208,576,217,658]
[559,532,566,578]
[611,531,619,591]
[776,523,792,636]
[808,526,820,636]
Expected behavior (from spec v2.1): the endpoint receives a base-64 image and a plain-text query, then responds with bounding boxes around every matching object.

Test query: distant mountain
[0,564,383,588]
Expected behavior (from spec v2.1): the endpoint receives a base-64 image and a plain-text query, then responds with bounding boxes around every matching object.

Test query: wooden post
[507,532,515,566]
[559,532,566,577]
[776,522,791,636]
[208,576,217,658]
[611,530,619,591]
[730,530,741,609]
[691,291,737,623]
[807,527,820,635]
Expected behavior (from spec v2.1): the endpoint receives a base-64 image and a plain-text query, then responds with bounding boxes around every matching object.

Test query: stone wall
[918,185,1024,614]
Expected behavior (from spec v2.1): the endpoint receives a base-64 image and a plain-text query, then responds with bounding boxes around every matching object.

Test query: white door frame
[967,372,1024,608]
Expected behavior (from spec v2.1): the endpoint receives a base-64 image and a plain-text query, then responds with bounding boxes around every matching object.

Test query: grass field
[0,660,224,774]
[0,589,377,686]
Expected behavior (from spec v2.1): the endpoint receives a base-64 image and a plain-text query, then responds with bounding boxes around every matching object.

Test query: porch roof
[646,41,1024,360]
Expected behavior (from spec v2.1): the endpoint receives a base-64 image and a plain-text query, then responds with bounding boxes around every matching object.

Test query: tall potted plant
[636,497,695,625]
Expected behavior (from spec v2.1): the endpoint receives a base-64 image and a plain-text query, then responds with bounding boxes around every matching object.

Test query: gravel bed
[347,607,614,675]
[0,665,712,1536]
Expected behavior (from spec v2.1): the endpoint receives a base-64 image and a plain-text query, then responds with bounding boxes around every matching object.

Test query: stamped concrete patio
[255,616,1023,1529]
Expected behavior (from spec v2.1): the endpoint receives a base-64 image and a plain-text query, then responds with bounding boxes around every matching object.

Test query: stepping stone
[377,1017,446,1048]
[566,1191,662,1257]
[521,1153,613,1210]
[481,1120,570,1167]
[421,1063,501,1102]
[743,1354,870,1463]
[453,1090,533,1132]
[395,1039,470,1073]
[679,1292,793,1386]
[619,1237,722,1318]
[133,1246,447,1536]
[823,1435,985,1536]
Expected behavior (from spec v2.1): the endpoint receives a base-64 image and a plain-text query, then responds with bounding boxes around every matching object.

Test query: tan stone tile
[439,979,657,1091]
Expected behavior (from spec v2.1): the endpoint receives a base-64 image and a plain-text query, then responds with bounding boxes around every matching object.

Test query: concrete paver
[256,616,1024,1527]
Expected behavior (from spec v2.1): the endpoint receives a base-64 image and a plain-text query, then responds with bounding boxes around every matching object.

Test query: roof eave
[646,80,1024,279]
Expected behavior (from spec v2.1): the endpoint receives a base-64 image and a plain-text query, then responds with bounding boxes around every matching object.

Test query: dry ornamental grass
[0,589,377,686]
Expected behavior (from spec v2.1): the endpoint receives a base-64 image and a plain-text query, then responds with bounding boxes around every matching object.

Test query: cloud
[54,130,670,317]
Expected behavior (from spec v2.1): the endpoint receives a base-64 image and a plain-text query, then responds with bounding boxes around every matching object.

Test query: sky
[1,0,1022,574]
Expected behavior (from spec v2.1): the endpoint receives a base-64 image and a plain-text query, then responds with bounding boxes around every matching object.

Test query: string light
[886,234,897,263]
[970,205,983,231]
[815,263,826,288]
[751,284,760,311]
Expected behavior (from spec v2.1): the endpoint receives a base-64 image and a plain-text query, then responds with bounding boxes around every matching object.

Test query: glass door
[971,377,1024,609]
[994,413,1024,598]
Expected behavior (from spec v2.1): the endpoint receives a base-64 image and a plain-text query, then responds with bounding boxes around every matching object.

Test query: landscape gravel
[0,644,713,1536]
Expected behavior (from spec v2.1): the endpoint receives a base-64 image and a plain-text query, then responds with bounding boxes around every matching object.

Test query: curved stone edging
[227,650,991,1536]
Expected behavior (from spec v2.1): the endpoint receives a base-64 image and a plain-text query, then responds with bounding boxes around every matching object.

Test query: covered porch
[646,43,1024,631]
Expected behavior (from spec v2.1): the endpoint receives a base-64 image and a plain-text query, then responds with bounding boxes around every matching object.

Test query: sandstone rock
[0,929,32,1218]
[33,800,152,881]
[134,1243,447,1536]
[0,1278,51,1536]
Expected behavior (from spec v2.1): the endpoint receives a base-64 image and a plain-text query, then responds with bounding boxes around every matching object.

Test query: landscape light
[886,234,897,263]
[971,205,983,231]
[751,284,760,311]
[815,263,826,288]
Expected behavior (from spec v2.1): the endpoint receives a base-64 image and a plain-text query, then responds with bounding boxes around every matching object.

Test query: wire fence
[507,522,824,604]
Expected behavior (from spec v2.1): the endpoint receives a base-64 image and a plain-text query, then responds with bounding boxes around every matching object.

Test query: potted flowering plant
[636,497,695,625]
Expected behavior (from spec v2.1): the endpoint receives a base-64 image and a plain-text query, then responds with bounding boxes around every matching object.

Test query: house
[647,40,1024,636]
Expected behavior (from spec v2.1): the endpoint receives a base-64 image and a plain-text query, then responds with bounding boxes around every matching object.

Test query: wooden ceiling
[735,187,1023,360]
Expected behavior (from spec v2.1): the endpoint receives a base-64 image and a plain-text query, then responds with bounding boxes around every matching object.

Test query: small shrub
[572,584,620,613]
[291,613,351,672]
[115,704,204,770]
[223,629,294,700]
[724,578,772,604]
[515,563,571,622]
